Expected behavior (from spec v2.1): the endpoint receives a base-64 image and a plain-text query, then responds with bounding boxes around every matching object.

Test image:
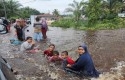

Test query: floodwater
[0,27,125,80]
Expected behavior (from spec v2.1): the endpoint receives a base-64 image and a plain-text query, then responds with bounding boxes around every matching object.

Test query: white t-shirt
[20,41,32,51]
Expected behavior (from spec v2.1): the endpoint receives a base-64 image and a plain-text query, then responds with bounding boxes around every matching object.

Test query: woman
[66,44,100,78]
[14,19,23,41]
[41,18,48,39]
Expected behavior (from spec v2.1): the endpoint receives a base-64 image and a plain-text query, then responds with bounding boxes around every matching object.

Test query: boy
[44,44,55,57]
[61,51,75,70]
[20,37,35,51]
[49,51,62,62]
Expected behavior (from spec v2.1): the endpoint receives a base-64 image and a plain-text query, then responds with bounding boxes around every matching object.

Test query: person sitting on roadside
[49,51,62,62]
[44,44,55,58]
[66,44,100,78]
[61,51,75,70]
[20,36,35,51]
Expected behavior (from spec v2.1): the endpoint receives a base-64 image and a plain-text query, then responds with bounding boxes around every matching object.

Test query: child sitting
[61,51,75,70]
[49,51,62,62]
[44,44,55,57]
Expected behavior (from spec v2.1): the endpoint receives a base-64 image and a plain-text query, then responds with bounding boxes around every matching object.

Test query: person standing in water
[14,19,23,41]
[33,17,43,42]
[20,19,28,40]
[66,44,100,78]
[41,18,48,39]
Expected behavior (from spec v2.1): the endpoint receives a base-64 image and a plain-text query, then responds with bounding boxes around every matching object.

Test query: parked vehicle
[0,56,16,80]
[0,24,7,34]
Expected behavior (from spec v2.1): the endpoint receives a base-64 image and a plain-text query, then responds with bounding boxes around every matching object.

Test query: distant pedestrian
[33,17,43,42]
[41,18,48,39]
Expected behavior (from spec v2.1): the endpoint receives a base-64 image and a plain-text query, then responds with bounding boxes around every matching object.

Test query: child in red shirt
[49,51,62,62]
[44,44,55,58]
[61,51,75,70]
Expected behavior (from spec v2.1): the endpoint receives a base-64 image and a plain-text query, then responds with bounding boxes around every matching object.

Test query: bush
[51,19,75,28]
[51,17,125,30]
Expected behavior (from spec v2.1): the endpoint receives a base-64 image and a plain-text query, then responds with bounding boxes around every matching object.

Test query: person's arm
[62,59,68,70]
[21,42,33,51]
[68,56,86,71]
[30,41,35,49]
[49,56,54,62]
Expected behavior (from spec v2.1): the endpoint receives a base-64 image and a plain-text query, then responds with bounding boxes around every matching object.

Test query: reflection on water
[0,27,125,80]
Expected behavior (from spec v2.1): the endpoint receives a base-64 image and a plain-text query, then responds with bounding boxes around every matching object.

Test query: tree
[4,0,22,18]
[0,0,41,19]
[52,9,60,17]
[101,0,124,19]
[19,7,41,18]
[65,0,85,22]
[86,0,102,25]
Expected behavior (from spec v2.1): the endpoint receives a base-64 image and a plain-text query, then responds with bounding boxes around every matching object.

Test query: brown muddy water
[0,27,125,80]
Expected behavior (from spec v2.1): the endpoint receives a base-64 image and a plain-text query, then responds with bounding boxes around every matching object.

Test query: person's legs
[33,33,38,41]
[38,32,43,41]
[42,28,47,39]
[17,34,23,41]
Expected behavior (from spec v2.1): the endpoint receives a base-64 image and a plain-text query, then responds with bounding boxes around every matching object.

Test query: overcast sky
[17,0,84,14]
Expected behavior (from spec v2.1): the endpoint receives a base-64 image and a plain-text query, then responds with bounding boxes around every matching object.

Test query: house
[37,13,59,21]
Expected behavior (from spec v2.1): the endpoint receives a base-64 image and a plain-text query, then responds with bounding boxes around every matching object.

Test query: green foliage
[84,18,125,30]
[51,19,75,28]
[51,18,87,28]
[0,0,40,19]
[65,0,86,23]
[19,7,40,18]
[86,0,102,26]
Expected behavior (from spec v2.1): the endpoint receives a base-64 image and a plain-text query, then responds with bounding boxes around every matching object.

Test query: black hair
[26,36,32,40]
[53,51,59,55]
[62,51,68,55]
[35,17,40,22]
[49,44,55,48]
[78,46,82,48]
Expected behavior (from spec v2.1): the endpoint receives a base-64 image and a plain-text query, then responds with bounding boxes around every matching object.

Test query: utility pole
[2,0,7,19]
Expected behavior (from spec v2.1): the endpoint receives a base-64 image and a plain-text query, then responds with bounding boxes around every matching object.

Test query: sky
[17,0,84,14]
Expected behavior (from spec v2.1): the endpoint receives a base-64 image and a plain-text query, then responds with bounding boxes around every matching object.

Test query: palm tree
[65,0,85,22]
[102,0,124,18]
[52,9,60,17]
[5,0,22,18]
[0,0,7,18]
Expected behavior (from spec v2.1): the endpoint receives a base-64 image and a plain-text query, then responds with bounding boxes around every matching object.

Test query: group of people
[9,17,48,46]
[9,17,100,78]
[20,36,100,78]
[33,17,48,41]
[43,44,100,78]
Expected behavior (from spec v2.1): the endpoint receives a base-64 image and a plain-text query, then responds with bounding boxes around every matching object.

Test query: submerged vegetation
[51,0,125,30]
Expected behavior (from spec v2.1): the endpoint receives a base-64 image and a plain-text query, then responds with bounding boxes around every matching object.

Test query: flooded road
[0,27,125,80]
